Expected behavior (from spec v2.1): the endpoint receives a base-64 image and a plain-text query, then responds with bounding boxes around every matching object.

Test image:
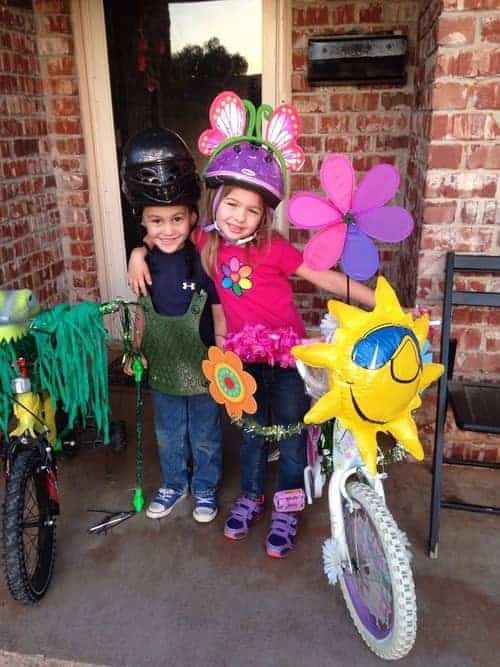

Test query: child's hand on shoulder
[128,246,151,296]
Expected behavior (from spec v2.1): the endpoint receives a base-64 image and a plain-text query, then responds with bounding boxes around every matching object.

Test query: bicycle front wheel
[3,447,57,604]
[339,481,416,660]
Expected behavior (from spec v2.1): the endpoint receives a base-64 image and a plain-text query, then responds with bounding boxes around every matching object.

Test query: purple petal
[320,154,354,213]
[303,224,347,271]
[288,192,341,229]
[341,227,379,280]
[356,207,414,243]
[352,164,400,212]
[222,264,232,276]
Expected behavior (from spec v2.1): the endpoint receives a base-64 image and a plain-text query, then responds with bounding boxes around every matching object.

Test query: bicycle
[299,405,416,659]
[292,283,443,660]
[0,292,135,604]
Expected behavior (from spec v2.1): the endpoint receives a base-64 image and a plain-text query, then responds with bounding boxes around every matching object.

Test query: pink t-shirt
[194,230,306,338]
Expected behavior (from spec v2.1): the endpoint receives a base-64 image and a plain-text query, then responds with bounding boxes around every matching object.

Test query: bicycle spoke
[21,473,50,579]
[22,520,44,529]
[345,503,393,626]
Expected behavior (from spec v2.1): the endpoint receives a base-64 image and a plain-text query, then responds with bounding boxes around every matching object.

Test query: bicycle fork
[7,357,60,514]
[324,465,386,582]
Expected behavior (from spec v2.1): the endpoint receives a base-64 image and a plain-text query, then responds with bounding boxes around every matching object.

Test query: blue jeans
[240,364,309,499]
[152,391,222,497]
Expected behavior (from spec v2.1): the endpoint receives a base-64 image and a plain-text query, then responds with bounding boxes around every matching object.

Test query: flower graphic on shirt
[221,257,253,296]
[202,346,257,419]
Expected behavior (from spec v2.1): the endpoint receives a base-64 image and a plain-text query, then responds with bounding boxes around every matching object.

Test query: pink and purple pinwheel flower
[287,154,414,281]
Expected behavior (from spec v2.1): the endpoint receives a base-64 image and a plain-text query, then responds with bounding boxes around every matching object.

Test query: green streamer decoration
[30,302,111,443]
[132,355,145,512]
[0,342,18,436]
[109,299,145,513]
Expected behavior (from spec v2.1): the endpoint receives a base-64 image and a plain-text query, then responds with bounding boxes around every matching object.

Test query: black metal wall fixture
[307,33,408,86]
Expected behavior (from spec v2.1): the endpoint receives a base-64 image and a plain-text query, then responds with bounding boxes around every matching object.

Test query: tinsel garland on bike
[232,415,406,469]
[232,416,307,440]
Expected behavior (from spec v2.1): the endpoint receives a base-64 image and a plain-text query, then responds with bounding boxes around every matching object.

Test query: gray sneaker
[146,488,187,519]
[192,494,218,523]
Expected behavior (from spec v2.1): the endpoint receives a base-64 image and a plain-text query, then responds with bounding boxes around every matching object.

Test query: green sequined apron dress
[140,290,209,395]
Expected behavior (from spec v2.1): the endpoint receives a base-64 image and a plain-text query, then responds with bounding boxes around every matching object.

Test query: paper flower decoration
[287,154,414,280]
[202,346,257,419]
[292,277,444,474]
[221,257,253,296]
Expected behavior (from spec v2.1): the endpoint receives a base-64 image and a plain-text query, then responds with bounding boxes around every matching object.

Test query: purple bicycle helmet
[198,91,305,209]
[205,141,284,209]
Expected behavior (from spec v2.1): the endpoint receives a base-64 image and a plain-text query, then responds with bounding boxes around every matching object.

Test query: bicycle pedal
[273,489,305,512]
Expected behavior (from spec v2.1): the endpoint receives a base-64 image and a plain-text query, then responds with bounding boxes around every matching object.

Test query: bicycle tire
[2,448,57,604]
[339,480,416,660]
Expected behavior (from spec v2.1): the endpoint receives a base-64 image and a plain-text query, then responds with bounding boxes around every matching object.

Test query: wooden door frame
[72,0,292,300]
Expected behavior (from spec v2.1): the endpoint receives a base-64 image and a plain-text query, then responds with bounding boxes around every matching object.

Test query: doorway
[104,0,263,257]
[72,0,290,301]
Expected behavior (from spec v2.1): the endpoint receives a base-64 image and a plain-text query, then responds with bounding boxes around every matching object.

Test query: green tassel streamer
[132,355,145,512]
[29,302,111,443]
[0,342,18,436]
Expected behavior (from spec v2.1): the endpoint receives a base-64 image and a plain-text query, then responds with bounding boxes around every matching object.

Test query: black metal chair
[429,252,500,558]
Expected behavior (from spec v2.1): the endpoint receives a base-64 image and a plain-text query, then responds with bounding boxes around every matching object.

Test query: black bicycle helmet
[121,127,201,208]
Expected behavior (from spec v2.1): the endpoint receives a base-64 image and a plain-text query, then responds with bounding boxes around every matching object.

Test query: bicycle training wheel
[339,481,416,660]
[3,447,57,604]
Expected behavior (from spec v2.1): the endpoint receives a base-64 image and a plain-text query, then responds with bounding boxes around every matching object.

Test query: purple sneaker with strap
[266,511,298,558]
[224,496,265,541]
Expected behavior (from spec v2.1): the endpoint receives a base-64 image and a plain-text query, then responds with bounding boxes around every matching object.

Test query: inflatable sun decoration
[202,346,257,419]
[292,277,443,474]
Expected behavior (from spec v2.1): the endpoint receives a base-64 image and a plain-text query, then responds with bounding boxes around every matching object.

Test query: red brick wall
[401,0,441,308]
[415,0,500,459]
[291,1,419,325]
[415,0,500,384]
[0,0,97,304]
[291,1,500,459]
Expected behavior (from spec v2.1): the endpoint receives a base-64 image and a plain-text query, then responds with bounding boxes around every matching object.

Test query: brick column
[413,0,500,460]
[415,0,500,383]
[0,0,66,304]
[1,0,98,304]
[34,0,98,301]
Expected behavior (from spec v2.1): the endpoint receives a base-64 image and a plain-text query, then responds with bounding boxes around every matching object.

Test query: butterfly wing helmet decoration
[198,91,305,209]
[198,91,248,156]
[263,102,305,172]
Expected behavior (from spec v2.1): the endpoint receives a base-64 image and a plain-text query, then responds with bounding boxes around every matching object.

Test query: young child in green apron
[122,128,226,523]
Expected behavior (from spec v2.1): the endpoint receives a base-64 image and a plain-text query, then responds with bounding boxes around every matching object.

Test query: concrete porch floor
[0,385,499,667]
